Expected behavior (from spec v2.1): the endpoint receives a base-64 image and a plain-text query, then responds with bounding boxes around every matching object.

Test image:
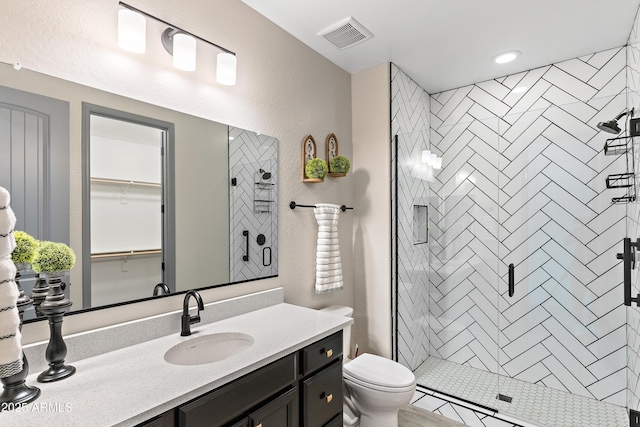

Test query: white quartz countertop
[1,303,352,427]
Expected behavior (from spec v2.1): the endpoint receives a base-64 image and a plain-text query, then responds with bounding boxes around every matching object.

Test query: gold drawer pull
[326,393,333,403]
[326,348,333,358]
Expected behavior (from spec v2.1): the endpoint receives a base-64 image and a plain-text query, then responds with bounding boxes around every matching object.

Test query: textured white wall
[1,0,355,342]
[352,64,392,358]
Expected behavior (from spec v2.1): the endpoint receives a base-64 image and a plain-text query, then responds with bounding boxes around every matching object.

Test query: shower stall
[391,42,636,427]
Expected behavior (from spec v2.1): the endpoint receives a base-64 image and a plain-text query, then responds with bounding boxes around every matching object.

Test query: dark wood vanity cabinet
[301,361,343,427]
[300,332,343,427]
[136,331,343,427]
[178,353,297,427]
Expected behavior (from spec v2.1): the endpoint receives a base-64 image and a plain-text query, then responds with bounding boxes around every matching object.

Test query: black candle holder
[0,267,40,408]
[30,273,49,317]
[37,271,75,383]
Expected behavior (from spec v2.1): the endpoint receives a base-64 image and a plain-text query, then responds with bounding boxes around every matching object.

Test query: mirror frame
[4,66,280,324]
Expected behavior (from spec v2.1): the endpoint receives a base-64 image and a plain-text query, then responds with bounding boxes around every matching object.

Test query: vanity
[1,289,351,427]
[146,330,343,427]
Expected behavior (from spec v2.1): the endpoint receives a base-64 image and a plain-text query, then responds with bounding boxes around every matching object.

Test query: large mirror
[0,62,278,321]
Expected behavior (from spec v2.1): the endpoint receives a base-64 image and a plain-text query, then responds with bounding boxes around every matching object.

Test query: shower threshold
[414,357,627,427]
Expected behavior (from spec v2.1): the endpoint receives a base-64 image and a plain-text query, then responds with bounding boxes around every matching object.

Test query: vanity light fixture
[217,52,237,86]
[118,2,237,85]
[421,150,432,163]
[493,50,520,64]
[118,8,146,53]
[161,29,197,71]
[432,156,443,170]
[421,149,443,169]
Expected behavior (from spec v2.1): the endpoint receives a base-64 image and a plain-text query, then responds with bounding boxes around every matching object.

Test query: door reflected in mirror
[88,113,166,308]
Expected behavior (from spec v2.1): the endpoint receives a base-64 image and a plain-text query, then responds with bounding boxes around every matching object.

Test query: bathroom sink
[164,332,254,366]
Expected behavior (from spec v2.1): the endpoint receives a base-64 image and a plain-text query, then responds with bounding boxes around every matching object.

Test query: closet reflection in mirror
[0,63,278,321]
[87,113,167,308]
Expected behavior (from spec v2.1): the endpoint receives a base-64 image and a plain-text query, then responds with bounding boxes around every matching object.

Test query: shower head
[259,168,271,180]
[596,119,622,134]
[596,109,634,134]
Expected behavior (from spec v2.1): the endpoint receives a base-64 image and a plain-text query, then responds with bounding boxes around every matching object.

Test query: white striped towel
[314,204,343,294]
[0,186,23,378]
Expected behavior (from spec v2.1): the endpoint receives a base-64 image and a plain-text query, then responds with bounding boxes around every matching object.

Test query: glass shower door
[420,114,501,409]
[497,101,628,425]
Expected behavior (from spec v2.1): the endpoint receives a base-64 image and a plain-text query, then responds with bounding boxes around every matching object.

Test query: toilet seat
[344,372,415,393]
[343,353,415,393]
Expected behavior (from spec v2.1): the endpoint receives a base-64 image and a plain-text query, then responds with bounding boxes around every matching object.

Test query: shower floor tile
[414,357,628,427]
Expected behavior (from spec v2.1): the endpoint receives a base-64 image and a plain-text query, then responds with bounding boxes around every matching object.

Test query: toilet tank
[320,305,353,359]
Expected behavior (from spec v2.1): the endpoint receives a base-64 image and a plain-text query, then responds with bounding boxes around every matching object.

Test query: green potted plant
[305,158,328,180]
[11,231,38,269]
[31,241,76,278]
[329,155,351,177]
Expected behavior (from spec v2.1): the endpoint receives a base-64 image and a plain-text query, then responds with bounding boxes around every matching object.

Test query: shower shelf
[603,134,636,204]
[606,172,635,188]
[612,194,636,203]
[604,136,632,156]
[253,180,273,214]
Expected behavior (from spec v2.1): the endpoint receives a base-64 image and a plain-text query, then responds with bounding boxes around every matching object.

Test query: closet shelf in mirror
[91,249,161,259]
[90,177,161,187]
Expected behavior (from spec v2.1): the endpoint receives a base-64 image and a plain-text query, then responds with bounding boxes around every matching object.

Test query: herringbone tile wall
[627,4,640,412]
[391,64,431,370]
[228,127,278,282]
[394,44,630,408]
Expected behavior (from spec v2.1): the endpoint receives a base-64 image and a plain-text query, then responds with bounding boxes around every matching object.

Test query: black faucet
[181,290,204,336]
[153,283,170,296]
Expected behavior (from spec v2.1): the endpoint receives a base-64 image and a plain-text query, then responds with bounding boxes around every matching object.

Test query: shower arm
[616,108,635,121]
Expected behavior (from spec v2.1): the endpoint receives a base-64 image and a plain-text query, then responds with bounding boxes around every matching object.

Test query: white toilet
[320,306,416,427]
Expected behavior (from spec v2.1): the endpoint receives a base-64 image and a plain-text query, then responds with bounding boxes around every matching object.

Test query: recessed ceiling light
[512,86,528,94]
[493,50,520,64]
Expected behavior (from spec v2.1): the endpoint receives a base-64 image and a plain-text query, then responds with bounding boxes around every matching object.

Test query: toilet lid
[343,353,415,388]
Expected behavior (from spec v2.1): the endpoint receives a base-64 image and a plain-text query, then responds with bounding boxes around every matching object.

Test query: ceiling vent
[317,17,373,50]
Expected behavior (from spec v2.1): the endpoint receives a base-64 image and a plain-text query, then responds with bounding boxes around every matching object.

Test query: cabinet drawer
[249,387,298,427]
[302,360,343,427]
[301,331,342,376]
[323,413,342,427]
[178,353,297,427]
[135,410,175,427]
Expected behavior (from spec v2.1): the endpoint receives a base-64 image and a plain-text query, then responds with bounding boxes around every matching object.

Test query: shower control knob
[617,253,624,260]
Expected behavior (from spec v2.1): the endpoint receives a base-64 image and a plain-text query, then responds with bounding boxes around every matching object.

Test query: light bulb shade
[217,52,237,86]
[118,9,146,53]
[428,153,437,165]
[421,150,431,163]
[433,157,443,170]
[173,33,196,71]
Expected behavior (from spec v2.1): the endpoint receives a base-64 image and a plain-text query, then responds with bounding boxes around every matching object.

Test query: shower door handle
[242,230,249,262]
[619,237,640,306]
[508,263,515,297]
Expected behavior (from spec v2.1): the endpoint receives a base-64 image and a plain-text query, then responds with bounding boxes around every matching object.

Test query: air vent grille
[318,17,373,50]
